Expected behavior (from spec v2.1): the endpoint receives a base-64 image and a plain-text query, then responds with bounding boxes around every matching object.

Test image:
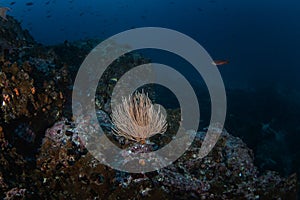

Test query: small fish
[25,2,34,6]
[212,60,229,66]
[110,78,118,82]
[10,2,16,6]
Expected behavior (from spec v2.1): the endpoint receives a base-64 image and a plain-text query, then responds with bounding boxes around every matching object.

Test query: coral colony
[111,91,167,143]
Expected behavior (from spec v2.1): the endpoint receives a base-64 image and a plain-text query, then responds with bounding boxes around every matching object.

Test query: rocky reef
[0,16,298,199]
[31,117,297,199]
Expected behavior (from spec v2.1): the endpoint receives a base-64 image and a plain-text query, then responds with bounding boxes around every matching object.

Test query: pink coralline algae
[4,187,26,200]
[44,120,67,143]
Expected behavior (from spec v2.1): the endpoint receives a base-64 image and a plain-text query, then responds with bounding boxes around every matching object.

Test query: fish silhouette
[212,60,229,66]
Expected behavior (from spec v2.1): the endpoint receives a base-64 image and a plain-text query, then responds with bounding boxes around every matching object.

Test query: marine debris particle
[0,7,10,21]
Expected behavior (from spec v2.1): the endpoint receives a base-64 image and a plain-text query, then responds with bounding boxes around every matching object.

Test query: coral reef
[0,15,298,199]
[31,115,297,199]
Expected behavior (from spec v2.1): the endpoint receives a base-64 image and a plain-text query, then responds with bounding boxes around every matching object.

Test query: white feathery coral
[111,91,167,142]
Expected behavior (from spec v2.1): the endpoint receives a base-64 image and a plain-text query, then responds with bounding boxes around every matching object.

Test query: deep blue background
[1,0,299,90]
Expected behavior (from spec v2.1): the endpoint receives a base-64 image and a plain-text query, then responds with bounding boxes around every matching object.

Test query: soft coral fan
[111,91,168,143]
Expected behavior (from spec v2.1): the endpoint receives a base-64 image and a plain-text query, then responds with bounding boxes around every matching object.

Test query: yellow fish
[110,78,118,82]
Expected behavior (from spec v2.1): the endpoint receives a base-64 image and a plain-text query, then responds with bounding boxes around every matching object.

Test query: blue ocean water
[1,0,299,90]
[1,0,300,185]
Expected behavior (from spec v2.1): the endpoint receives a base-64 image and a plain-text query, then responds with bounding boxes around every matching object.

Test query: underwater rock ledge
[29,118,297,199]
[1,120,298,199]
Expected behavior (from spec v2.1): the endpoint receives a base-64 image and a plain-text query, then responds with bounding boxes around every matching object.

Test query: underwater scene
[0,0,299,199]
